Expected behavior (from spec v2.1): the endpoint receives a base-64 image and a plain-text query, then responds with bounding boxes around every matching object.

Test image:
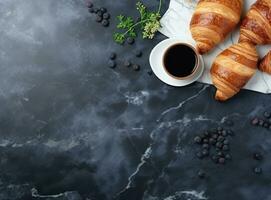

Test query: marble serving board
[160,0,271,94]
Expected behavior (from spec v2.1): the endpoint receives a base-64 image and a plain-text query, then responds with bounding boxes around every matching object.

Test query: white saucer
[149,38,204,87]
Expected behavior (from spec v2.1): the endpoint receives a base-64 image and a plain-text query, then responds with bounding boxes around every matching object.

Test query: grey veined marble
[1,0,271,200]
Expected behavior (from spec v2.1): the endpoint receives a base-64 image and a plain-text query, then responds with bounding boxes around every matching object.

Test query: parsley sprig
[113,0,162,44]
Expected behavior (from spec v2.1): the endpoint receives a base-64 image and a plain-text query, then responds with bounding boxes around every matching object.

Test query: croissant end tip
[215,90,228,102]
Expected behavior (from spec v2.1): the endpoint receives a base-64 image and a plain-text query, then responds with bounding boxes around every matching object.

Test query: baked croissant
[239,0,271,45]
[190,0,243,54]
[211,42,258,101]
[259,51,271,74]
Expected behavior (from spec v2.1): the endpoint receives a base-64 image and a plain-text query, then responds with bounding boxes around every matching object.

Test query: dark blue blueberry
[202,149,209,157]
[217,127,223,132]
[251,118,259,126]
[209,138,216,145]
[203,138,209,144]
[132,64,140,71]
[100,7,107,13]
[222,145,229,151]
[110,52,116,60]
[253,167,262,174]
[102,19,109,27]
[253,153,263,161]
[264,111,271,118]
[217,136,224,142]
[96,15,103,22]
[216,142,223,149]
[259,119,264,126]
[227,130,234,136]
[225,154,232,160]
[103,12,110,19]
[212,134,218,139]
[196,152,203,159]
[135,50,142,57]
[97,10,103,17]
[89,7,95,13]
[86,1,93,8]
[222,130,227,137]
[108,60,116,68]
[217,151,224,157]
[124,60,131,68]
[202,144,209,149]
[223,139,229,145]
[198,170,206,179]
[218,157,225,164]
[194,136,202,144]
[94,8,99,13]
[127,37,135,45]
[204,131,210,137]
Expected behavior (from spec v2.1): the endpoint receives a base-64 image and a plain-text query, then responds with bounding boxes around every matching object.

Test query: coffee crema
[163,44,198,78]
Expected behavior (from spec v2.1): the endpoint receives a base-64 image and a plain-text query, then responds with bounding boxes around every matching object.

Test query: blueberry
[264,111,271,118]
[212,155,218,163]
[216,142,223,149]
[103,12,110,19]
[97,10,103,17]
[204,131,210,137]
[251,118,259,126]
[217,127,223,132]
[202,149,209,157]
[96,15,103,22]
[253,153,263,161]
[209,138,216,145]
[222,130,227,137]
[86,2,93,8]
[222,145,229,151]
[227,130,234,136]
[110,52,116,60]
[135,50,142,57]
[259,119,264,126]
[132,64,140,71]
[194,136,202,144]
[253,167,262,174]
[89,7,95,13]
[225,154,232,160]
[108,60,116,68]
[217,136,224,142]
[147,70,153,76]
[202,144,209,149]
[217,151,224,157]
[203,138,209,144]
[196,152,203,159]
[124,60,131,68]
[212,134,218,139]
[100,7,107,13]
[94,8,99,13]
[127,37,135,45]
[198,170,206,179]
[223,139,229,145]
[218,157,225,164]
[102,19,109,27]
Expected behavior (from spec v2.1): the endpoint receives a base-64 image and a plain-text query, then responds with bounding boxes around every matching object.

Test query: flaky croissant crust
[259,51,271,74]
[190,0,243,54]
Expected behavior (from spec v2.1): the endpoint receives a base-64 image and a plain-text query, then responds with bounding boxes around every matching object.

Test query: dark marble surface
[1,0,271,200]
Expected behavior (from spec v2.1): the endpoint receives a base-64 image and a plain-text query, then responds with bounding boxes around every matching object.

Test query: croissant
[239,0,271,45]
[211,42,258,101]
[259,51,271,74]
[190,0,243,54]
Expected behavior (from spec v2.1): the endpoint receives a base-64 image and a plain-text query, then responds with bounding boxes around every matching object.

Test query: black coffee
[163,44,197,78]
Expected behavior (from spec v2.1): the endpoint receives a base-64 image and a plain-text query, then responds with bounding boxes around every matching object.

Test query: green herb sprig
[113,0,162,44]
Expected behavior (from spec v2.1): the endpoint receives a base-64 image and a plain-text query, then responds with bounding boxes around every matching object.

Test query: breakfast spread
[190,0,271,101]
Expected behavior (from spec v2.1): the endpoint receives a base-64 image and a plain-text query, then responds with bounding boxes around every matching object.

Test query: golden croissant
[239,0,271,45]
[190,0,243,54]
[211,42,258,101]
[259,51,271,74]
